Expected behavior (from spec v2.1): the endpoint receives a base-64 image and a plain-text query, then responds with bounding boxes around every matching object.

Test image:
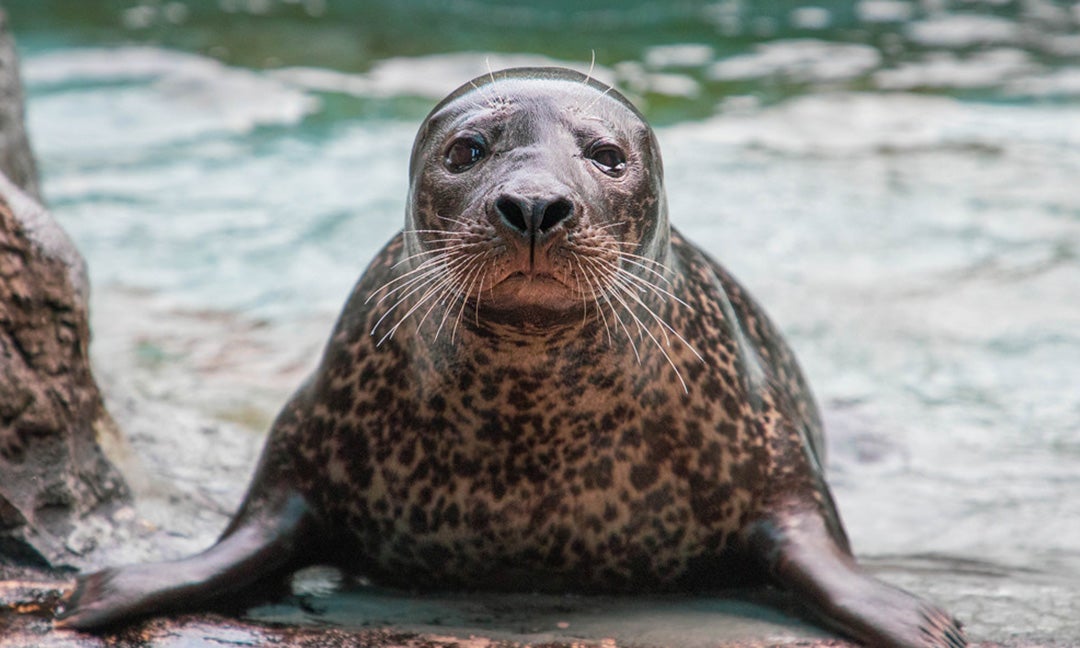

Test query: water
[6,0,1079,643]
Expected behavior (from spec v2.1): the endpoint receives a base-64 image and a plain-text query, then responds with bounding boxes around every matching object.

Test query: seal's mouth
[486,270,576,310]
[502,270,562,283]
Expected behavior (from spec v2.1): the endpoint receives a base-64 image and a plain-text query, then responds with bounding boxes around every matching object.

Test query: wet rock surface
[0,9,39,203]
[0,7,129,569]
[0,567,843,647]
[0,564,1072,648]
[0,178,130,568]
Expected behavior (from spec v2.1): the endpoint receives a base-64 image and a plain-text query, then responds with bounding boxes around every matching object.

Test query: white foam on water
[904,13,1021,48]
[790,6,832,30]
[855,0,915,23]
[708,39,882,82]
[614,61,701,98]
[24,47,318,152]
[666,91,1080,154]
[271,52,616,101]
[1007,67,1080,98]
[873,49,1040,90]
[643,44,715,69]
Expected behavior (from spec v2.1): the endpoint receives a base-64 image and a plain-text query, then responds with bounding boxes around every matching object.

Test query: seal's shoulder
[669,227,823,456]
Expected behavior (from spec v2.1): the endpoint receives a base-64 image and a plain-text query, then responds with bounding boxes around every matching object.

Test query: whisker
[485,56,506,107]
[571,245,672,287]
[578,257,622,349]
[600,259,690,309]
[567,253,590,327]
[617,256,673,286]
[583,82,615,113]
[452,254,489,342]
[378,262,474,345]
[371,252,478,331]
[595,221,625,232]
[608,272,672,347]
[371,267,446,338]
[420,254,486,341]
[413,271,463,338]
[606,279,689,393]
[607,267,704,364]
[371,259,447,306]
[581,252,702,383]
[435,214,472,227]
[376,243,490,301]
[389,242,477,270]
[613,248,675,268]
[601,283,642,364]
[573,245,677,287]
[610,266,702,356]
[468,77,496,109]
[435,254,486,342]
[375,255,458,303]
[401,228,473,237]
[572,241,645,256]
[570,250,613,336]
[473,267,489,329]
[572,253,612,345]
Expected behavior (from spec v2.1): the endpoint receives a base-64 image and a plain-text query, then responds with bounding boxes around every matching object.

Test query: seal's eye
[445,136,486,172]
[587,144,627,177]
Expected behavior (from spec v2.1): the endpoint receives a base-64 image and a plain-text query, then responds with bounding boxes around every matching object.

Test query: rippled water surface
[7,0,1079,643]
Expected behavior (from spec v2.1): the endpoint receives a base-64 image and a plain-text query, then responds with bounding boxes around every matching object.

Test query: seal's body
[263,230,822,595]
[59,68,965,648]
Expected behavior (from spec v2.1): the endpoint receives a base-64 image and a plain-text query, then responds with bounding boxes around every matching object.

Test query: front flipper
[746,509,966,648]
[55,489,314,631]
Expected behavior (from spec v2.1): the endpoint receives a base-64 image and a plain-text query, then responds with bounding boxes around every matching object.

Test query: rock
[0,9,39,203]
[0,7,129,569]
[0,570,860,648]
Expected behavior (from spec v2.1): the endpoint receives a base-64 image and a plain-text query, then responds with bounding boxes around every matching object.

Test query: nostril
[538,198,573,232]
[495,194,574,235]
[496,196,528,233]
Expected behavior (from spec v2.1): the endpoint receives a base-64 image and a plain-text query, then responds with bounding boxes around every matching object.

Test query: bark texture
[0,7,128,568]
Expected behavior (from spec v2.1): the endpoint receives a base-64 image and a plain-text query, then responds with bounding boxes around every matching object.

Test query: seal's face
[400,68,668,327]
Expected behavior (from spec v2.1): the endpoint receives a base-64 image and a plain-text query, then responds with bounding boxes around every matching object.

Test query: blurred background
[4,0,1079,643]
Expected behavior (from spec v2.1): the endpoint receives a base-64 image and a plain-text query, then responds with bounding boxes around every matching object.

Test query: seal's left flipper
[747,508,966,648]
[55,489,315,631]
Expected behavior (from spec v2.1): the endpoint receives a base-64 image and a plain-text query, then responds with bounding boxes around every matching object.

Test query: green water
[12,0,1080,120]
[5,0,1079,643]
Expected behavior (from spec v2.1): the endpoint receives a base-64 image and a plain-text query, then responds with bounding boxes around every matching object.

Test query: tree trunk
[0,7,128,569]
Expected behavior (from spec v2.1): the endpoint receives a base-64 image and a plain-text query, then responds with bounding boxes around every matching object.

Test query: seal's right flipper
[55,490,314,631]
[746,508,966,648]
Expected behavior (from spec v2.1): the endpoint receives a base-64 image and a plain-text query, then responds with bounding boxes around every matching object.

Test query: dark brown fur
[58,68,965,648]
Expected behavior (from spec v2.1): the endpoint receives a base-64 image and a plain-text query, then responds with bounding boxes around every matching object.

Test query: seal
[56,68,966,648]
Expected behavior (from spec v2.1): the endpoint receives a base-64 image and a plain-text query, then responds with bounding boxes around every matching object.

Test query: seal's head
[402,67,669,326]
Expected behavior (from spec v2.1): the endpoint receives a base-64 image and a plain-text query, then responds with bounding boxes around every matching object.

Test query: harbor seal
[56,67,965,648]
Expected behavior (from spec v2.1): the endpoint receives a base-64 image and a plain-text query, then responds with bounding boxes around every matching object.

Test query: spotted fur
[251,226,820,592]
[59,68,965,648]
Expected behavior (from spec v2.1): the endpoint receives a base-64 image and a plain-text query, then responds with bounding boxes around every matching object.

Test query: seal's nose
[495,194,574,236]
